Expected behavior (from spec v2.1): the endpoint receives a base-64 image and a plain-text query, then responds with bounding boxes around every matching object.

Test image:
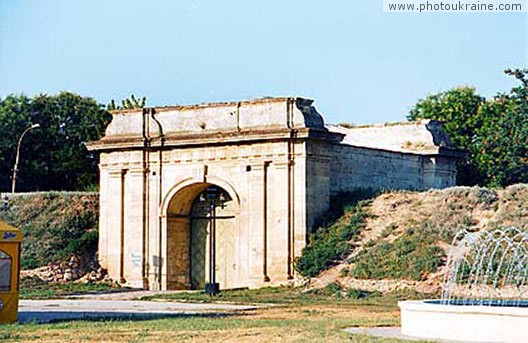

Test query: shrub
[346,288,380,300]
[379,223,397,238]
[312,188,377,230]
[308,283,379,299]
[351,229,445,281]
[295,190,375,277]
[60,229,98,260]
[322,282,342,296]
[295,235,350,278]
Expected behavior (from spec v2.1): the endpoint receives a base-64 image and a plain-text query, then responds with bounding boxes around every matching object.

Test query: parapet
[328,120,465,157]
[88,97,332,150]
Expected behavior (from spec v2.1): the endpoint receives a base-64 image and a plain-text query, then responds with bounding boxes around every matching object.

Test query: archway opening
[166,183,237,290]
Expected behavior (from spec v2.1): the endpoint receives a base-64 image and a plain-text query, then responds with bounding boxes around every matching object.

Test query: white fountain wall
[399,300,528,343]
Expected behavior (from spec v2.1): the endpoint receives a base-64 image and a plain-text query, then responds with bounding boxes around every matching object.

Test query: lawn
[19,278,123,300]
[1,286,434,342]
[0,305,401,343]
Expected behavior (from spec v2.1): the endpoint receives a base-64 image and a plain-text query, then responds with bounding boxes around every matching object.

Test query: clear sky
[0,1,526,124]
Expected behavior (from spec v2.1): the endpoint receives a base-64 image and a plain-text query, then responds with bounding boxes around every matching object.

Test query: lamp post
[202,186,226,296]
[11,124,40,194]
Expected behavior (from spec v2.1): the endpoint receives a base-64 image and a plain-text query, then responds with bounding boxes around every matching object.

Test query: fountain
[399,227,528,343]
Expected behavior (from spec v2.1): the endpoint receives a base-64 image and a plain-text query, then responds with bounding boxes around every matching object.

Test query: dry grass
[0,303,406,343]
[363,185,528,244]
[317,185,528,294]
[1,285,431,342]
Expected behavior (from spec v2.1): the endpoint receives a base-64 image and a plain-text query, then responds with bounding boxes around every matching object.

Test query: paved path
[343,327,491,343]
[63,289,188,300]
[19,299,258,323]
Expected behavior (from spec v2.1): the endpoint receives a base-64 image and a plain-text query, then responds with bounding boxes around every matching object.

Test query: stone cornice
[336,143,467,159]
[87,127,344,152]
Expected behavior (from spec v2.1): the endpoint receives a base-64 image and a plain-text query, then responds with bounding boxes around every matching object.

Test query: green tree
[472,69,528,187]
[408,70,528,187]
[0,92,111,191]
[407,86,485,185]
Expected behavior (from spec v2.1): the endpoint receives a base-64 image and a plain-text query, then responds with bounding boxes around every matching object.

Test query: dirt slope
[310,184,528,294]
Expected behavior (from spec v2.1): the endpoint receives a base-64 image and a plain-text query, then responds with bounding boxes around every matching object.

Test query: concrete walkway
[18,299,258,323]
[63,289,189,300]
[343,327,493,343]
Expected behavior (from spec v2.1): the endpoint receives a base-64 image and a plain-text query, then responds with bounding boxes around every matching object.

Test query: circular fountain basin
[399,300,528,343]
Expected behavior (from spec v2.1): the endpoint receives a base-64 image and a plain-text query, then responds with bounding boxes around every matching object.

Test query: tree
[472,69,528,187]
[0,92,111,191]
[408,70,528,187]
[107,94,146,110]
[408,86,486,185]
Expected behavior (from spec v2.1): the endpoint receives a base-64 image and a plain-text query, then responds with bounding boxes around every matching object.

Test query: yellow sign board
[0,221,22,324]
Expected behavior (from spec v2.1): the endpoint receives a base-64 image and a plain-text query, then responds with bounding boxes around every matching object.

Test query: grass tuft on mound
[295,189,376,278]
[351,228,445,281]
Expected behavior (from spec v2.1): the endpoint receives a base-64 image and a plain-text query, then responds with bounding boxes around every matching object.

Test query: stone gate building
[88,97,463,290]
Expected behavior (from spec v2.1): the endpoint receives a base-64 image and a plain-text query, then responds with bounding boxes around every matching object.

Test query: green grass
[141,284,433,307]
[351,228,445,281]
[19,278,121,299]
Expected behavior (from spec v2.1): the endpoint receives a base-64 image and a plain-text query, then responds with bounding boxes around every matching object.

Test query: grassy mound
[0,192,98,269]
[296,184,528,284]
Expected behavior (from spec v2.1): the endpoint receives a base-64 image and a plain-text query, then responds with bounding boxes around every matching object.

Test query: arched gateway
[88,97,463,290]
[163,181,239,290]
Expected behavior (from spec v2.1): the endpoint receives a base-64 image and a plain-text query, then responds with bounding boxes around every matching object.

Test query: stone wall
[326,144,457,193]
[303,140,458,233]
[330,144,424,192]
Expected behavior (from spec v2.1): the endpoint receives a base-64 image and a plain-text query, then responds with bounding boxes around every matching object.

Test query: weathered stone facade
[88,97,463,290]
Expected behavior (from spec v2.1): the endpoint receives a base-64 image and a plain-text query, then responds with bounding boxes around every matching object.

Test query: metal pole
[205,188,220,295]
[209,200,214,285]
[211,198,216,286]
[11,124,40,193]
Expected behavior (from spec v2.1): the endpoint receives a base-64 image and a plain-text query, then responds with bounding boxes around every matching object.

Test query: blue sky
[0,1,526,124]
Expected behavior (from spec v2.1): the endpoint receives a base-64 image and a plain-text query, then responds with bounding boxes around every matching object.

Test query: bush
[295,236,350,278]
[313,188,377,230]
[346,288,380,300]
[60,229,98,260]
[307,283,379,299]
[295,190,375,277]
[351,229,445,281]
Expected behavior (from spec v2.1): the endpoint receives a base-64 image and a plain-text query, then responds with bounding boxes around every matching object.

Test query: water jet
[399,227,528,343]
